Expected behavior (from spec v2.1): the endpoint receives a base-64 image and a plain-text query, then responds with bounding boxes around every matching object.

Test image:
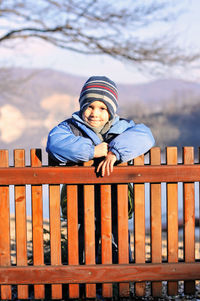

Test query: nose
[91,108,100,116]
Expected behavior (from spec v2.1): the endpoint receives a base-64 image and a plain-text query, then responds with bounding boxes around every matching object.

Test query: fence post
[83,161,96,298]
[14,149,28,299]
[183,147,195,294]
[166,147,178,296]
[150,147,162,297]
[117,162,129,297]
[134,155,146,296]
[49,181,62,299]
[67,184,79,298]
[101,184,112,297]
[0,150,12,300]
[31,149,45,299]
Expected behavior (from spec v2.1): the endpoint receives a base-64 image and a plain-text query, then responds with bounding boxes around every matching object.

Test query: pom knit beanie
[79,76,118,119]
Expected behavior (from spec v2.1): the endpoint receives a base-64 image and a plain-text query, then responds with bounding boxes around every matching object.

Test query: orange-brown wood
[1,147,200,299]
[0,150,12,300]
[0,262,199,284]
[134,155,146,296]
[31,149,45,299]
[183,147,195,294]
[67,185,79,298]
[1,164,200,185]
[14,150,28,299]
[84,184,96,297]
[100,184,112,298]
[117,163,129,297]
[150,148,162,297]
[166,147,178,296]
[83,161,96,298]
[49,184,62,299]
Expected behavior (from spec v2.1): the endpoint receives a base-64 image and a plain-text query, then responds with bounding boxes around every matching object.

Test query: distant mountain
[0,68,200,162]
[2,68,200,108]
[120,78,200,103]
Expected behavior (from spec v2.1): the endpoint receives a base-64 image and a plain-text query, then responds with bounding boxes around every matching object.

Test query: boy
[46,76,155,263]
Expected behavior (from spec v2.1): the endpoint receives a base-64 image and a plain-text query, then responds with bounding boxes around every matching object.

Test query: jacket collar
[71,112,102,145]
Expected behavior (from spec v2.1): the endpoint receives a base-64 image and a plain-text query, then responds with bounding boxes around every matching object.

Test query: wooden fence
[0,146,200,300]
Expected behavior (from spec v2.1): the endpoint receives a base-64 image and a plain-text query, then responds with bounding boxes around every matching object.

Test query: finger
[101,161,106,177]
[106,161,110,176]
[110,161,114,174]
[97,160,104,173]
[105,159,112,176]
[109,158,116,176]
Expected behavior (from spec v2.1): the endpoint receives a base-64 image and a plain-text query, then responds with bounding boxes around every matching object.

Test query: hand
[96,151,117,176]
[94,142,108,158]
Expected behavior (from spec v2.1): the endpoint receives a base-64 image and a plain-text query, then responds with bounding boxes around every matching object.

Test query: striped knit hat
[79,76,118,119]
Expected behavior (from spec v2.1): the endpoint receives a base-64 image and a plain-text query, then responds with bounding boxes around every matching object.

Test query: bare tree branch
[0,0,199,73]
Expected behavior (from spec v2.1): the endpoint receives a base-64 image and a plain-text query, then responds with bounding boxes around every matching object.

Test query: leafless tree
[0,0,199,73]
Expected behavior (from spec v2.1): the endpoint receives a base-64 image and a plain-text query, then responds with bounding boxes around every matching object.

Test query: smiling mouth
[88,119,100,122]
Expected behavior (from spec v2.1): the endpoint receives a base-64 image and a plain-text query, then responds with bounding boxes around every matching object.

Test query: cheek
[82,110,90,120]
[104,111,109,121]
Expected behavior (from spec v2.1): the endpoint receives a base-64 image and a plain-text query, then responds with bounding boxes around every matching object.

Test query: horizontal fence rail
[0,147,200,300]
[1,164,200,185]
[0,263,200,284]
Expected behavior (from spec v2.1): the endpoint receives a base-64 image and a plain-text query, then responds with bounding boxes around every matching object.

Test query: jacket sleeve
[46,121,95,163]
[109,121,155,162]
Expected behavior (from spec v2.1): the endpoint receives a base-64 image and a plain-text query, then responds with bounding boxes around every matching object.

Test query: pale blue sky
[1,0,200,84]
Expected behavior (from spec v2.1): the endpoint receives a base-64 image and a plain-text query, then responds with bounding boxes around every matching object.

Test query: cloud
[0,105,26,143]
[41,93,79,129]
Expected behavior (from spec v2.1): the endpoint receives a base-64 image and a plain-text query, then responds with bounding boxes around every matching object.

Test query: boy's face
[83,101,109,128]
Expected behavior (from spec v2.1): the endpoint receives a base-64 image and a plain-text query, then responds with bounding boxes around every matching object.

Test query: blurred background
[2,2,200,271]
[0,0,200,163]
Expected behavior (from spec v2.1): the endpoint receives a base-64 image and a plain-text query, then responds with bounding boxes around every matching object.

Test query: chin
[88,121,101,126]
[90,123,100,127]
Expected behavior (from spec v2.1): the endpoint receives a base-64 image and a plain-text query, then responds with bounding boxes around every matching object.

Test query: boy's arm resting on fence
[93,142,108,158]
[46,122,95,163]
[109,123,155,162]
[96,151,117,176]
[95,122,155,176]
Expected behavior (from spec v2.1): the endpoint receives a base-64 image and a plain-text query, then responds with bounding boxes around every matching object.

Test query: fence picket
[67,185,79,298]
[49,184,62,299]
[14,150,28,299]
[183,147,195,294]
[83,161,96,298]
[150,148,162,297]
[100,185,112,297]
[117,162,129,297]
[167,147,178,296]
[48,156,63,299]
[134,155,146,296]
[0,150,12,300]
[31,149,45,299]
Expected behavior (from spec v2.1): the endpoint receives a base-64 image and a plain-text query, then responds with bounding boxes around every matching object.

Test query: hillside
[0,68,200,162]
[128,103,200,152]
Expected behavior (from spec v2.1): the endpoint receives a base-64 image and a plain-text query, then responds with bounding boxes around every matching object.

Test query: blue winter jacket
[46,112,155,163]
